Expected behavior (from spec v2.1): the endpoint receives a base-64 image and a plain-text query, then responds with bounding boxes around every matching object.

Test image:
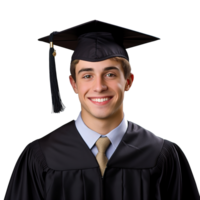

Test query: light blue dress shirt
[75,112,128,160]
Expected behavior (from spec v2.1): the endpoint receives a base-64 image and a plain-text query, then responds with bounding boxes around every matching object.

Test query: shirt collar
[75,112,128,150]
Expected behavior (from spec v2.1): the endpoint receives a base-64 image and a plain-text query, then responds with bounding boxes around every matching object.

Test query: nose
[93,76,108,92]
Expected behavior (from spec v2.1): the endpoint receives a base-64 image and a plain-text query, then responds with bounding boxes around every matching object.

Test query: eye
[83,73,116,79]
[83,75,91,79]
[108,73,115,76]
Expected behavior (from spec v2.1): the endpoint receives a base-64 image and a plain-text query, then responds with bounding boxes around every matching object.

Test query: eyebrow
[78,66,119,75]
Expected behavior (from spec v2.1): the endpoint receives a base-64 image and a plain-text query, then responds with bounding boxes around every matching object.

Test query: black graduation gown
[4,120,200,200]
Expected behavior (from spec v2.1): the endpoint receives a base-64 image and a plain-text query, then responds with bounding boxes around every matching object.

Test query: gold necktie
[95,137,111,177]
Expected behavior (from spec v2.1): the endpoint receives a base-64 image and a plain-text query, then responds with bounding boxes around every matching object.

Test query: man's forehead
[77,59,120,66]
[76,59,122,73]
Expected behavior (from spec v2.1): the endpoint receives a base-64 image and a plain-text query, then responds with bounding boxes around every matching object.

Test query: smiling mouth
[88,97,113,100]
[88,96,113,105]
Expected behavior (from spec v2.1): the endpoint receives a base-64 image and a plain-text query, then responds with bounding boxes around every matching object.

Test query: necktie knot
[95,137,111,153]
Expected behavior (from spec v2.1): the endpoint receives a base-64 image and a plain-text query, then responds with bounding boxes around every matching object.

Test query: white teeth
[91,98,111,102]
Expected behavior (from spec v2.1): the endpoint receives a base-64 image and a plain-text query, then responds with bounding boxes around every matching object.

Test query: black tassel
[49,32,65,113]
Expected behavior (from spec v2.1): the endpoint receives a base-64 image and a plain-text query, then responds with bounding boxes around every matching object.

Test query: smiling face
[69,58,134,121]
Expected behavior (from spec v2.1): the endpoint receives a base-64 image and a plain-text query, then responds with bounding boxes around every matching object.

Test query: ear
[125,73,134,92]
[69,75,78,93]
[125,78,130,92]
[130,73,134,87]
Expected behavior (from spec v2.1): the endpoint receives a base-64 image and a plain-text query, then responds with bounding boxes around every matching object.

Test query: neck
[81,107,124,135]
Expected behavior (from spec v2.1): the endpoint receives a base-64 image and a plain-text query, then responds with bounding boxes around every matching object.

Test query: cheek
[77,82,90,99]
[109,82,124,98]
[117,81,124,90]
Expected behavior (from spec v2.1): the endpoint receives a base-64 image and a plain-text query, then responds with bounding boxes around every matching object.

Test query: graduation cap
[38,20,159,113]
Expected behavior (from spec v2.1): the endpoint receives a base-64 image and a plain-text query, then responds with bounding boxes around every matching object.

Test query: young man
[4,20,200,200]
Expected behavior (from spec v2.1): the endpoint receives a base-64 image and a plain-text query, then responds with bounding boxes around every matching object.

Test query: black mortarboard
[38,20,159,113]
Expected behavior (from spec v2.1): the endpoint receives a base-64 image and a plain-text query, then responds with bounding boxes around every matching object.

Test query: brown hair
[70,57,131,82]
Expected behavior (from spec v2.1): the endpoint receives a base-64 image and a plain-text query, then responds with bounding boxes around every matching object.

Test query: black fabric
[38,20,159,62]
[71,32,129,62]
[4,120,200,200]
